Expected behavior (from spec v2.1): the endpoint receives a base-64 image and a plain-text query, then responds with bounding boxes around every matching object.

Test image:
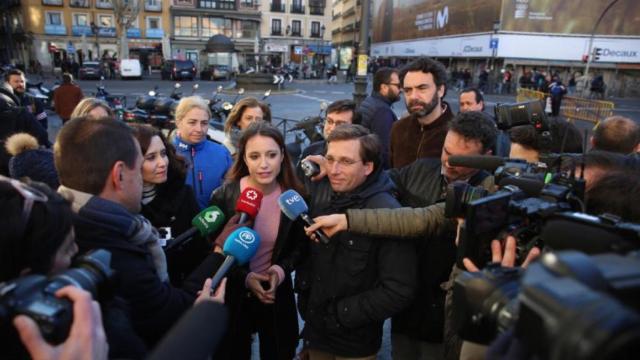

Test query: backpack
[550,84,565,97]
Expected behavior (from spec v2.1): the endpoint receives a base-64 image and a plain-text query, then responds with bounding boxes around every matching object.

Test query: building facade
[370,0,640,97]
[260,0,331,76]
[23,0,171,71]
[1,0,27,66]
[169,0,261,74]
[330,0,360,71]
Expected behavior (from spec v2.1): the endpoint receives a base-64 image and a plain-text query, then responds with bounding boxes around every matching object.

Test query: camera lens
[48,249,113,299]
[445,182,489,218]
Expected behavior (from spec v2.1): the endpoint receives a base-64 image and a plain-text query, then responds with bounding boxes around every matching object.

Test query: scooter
[273,102,327,163]
[92,77,126,120]
[25,81,52,109]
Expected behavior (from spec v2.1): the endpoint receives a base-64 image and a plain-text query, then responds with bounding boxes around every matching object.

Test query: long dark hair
[0,178,73,280]
[224,97,272,134]
[129,124,188,189]
[227,122,304,194]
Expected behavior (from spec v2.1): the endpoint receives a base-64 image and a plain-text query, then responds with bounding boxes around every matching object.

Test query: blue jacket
[173,136,232,209]
[357,92,397,169]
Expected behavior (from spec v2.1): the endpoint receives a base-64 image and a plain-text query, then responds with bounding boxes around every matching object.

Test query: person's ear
[110,161,124,188]
[363,161,374,176]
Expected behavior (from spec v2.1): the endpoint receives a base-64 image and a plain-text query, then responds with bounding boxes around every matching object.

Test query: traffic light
[593,47,603,61]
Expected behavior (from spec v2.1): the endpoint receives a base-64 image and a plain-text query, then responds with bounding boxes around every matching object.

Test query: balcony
[270,3,285,12]
[310,6,324,15]
[310,32,321,38]
[342,23,354,32]
[95,0,113,9]
[343,6,355,17]
[290,4,305,14]
[42,0,63,5]
[145,1,163,11]
[332,12,341,20]
[331,28,341,35]
[172,0,195,6]
[199,1,237,10]
[239,1,260,11]
[44,24,66,35]
[291,31,302,37]
[271,29,282,36]
[69,0,89,7]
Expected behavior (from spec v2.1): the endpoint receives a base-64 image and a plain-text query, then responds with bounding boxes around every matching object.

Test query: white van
[120,59,142,79]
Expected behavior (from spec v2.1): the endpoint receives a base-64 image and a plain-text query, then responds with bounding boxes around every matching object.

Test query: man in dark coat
[6,69,49,129]
[357,67,401,169]
[299,124,416,359]
[0,79,50,175]
[390,58,454,168]
[54,117,226,348]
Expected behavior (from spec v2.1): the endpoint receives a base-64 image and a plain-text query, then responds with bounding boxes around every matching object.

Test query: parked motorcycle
[92,77,126,120]
[273,102,327,163]
[25,81,52,110]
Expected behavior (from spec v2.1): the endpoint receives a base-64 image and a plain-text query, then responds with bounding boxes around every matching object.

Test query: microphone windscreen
[448,155,506,171]
[277,190,309,220]
[222,227,261,265]
[147,302,228,360]
[191,206,226,236]
[235,187,263,219]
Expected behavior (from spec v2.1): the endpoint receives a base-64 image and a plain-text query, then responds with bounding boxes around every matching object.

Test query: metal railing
[516,88,615,125]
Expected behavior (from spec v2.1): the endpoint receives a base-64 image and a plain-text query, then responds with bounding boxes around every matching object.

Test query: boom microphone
[235,187,263,224]
[147,301,228,360]
[210,227,261,290]
[448,155,507,171]
[165,206,225,251]
[278,189,330,244]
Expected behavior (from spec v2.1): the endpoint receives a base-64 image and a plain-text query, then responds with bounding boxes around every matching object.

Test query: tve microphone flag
[210,226,261,290]
[235,187,263,224]
[278,189,330,244]
[166,206,225,251]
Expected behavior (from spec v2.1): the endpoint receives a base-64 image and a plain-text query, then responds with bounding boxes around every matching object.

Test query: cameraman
[508,117,583,163]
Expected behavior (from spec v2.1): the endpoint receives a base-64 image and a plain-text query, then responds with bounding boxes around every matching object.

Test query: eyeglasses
[326,156,362,167]
[1,175,48,235]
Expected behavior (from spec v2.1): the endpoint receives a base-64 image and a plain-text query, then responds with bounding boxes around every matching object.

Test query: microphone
[235,187,263,224]
[210,227,261,290]
[147,301,228,360]
[278,189,330,244]
[448,155,507,171]
[165,206,225,251]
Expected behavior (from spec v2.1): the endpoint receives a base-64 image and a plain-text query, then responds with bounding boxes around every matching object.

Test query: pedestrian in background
[53,73,84,124]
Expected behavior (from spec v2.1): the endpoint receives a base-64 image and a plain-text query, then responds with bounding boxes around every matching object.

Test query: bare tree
[111,0,141,59]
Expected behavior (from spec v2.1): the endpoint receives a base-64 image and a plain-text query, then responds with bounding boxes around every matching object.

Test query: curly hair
[449,111,498,153]
[399,58,448,92]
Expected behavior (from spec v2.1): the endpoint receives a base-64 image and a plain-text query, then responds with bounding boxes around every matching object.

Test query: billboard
[500,0,640,36]
[372,0,502,43]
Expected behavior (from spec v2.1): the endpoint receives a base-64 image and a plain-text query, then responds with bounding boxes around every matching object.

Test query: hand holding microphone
[278,190,330,244]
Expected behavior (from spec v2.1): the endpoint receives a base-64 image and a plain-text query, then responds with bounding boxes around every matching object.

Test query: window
[174,16,198,37]
[45,12,63,25]
[173,0,195,5]
[291,20,301,36]
[311,21,320,37]
[69,0,89,7]
[98,14,114,27]
[147,17,161,30]
[145,0,162,11]
[42,0,63,5]
[95,0,113,8]
[202,17,232,38]
[73,14,89,26]
[291,0,304,14]
[239,20,258,39]
[271,19,281,35]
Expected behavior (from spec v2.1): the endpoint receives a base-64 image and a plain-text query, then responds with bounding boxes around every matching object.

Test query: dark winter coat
[357,92,398,169]
[387,158,492,342]
[141,181,208,287]
[73,195,225,348]
[390,102,454,168]
[299,169,416,357]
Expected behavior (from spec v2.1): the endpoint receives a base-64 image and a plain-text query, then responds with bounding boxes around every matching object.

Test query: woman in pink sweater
[209,121,306,359]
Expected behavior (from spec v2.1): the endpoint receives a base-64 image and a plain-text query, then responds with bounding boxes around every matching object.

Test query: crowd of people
[0,56,639,360]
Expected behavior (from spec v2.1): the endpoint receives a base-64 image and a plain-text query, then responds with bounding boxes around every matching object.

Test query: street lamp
[90,21,100,61]
[582,0,620,97]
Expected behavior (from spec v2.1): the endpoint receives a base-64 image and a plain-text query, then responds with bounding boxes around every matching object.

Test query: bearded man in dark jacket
[298,124,416,359]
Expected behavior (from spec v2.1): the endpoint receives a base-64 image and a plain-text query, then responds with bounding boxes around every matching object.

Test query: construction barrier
[516,88,615,126]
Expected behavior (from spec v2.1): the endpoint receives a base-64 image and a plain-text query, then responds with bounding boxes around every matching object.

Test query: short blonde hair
[70,98,114,119]
[175,96,211,124]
